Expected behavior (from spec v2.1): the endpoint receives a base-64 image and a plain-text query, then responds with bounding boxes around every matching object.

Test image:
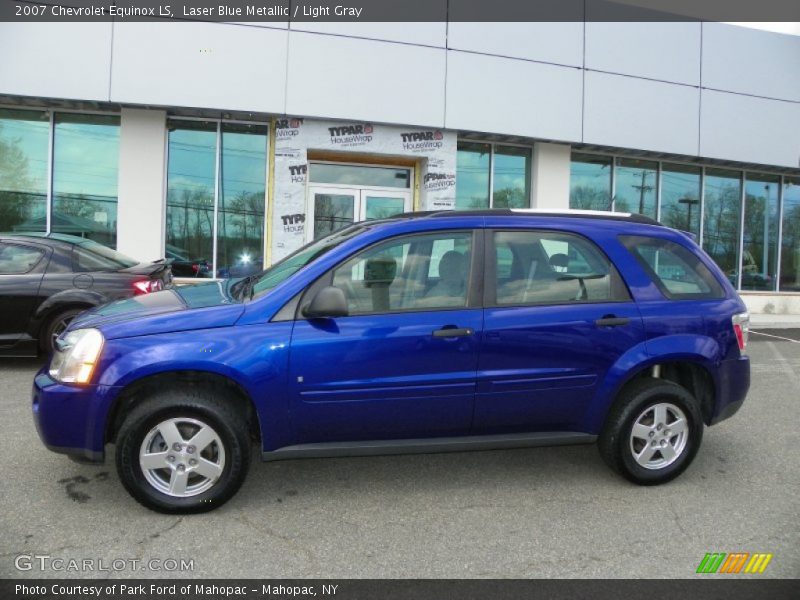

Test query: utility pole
[631,170,654,215]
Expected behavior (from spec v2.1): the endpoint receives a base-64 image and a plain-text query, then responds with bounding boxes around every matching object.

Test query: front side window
[0,243,45,274]
[621,236,725,300]
[331,231,473,315]
[491,231,628,306]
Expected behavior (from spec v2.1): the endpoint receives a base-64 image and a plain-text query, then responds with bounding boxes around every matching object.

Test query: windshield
[243,226,366,300]
[74,240,140,271]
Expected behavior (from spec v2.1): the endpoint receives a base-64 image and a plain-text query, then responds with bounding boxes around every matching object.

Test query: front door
[474,229,646,434]
[288,229,481,443]
[309,187,411,240]
[0,242,49,347]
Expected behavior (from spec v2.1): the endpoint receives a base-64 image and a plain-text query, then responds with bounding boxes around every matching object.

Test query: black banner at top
[1,0,800,23]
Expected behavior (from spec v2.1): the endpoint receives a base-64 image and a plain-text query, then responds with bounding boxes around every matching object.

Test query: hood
[69,280,245,340]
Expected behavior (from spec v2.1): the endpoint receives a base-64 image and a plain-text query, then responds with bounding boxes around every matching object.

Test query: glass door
[363,191,408,221]
[308,186,412,240]
[309,186,357,240]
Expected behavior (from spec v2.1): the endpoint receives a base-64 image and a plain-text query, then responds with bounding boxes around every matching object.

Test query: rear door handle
[595,316,630,328]
[432,327,473,338]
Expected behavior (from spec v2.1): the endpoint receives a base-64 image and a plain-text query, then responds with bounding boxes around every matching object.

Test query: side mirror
[302,286,349,319]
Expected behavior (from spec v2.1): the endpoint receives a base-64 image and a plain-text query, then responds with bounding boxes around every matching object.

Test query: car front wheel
[599,378,703,485]
[115,388,251,513]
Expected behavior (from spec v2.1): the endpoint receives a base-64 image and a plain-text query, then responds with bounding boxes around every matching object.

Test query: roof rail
[392,208,661,226]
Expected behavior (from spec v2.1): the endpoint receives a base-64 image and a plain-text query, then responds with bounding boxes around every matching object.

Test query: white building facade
[1,21,799,311]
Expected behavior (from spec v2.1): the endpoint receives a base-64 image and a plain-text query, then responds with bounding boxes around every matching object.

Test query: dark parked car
[164,244,211,278]
[0,233,172,356]
[33,210,749,513]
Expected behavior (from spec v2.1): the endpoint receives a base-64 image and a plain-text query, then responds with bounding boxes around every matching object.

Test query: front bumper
[32,368,119,463]
[709,355,750,426]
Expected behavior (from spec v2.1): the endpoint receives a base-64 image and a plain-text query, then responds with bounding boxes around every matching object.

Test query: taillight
[732,312,749,354]
[133,279,162,295]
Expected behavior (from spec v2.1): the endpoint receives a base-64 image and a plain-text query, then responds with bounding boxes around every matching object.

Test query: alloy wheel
[629,402,689,470]
[139,417,226,497]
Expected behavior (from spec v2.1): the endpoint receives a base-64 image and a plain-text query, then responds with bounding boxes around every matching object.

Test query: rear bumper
[32,368,118,462]
[709,355,750,426]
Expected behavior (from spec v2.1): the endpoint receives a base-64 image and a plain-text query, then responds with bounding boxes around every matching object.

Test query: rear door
[287,229,483,443]
[0,241,49,346]
[474,229,645,434]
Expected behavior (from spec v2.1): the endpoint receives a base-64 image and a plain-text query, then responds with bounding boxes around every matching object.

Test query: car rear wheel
[115,388,251,513]
[598,378,703,485]
[40,307,85,355]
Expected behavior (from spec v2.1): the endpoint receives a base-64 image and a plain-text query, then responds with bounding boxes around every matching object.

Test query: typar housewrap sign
[272,118,457,261]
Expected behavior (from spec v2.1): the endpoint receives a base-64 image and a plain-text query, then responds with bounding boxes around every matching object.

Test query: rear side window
[491,230,630,306]
[0,243,44,274]
[73,243,138,272]
[621,236,725,300]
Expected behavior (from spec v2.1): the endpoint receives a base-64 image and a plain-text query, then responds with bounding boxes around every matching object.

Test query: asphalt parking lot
[1,335,798,579]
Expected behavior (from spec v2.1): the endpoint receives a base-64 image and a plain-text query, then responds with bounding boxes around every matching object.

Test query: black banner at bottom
[2,579,797,600]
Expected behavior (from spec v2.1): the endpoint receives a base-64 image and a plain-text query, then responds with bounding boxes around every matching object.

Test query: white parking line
[766,341,800,385]
[750,330,800,344]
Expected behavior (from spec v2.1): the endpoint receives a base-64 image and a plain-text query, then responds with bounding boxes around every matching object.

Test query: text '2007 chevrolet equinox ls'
[33,210,750,513]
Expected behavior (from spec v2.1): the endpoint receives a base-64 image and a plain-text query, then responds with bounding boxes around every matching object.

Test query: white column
[531,142,571,209]
[116,108,167,262]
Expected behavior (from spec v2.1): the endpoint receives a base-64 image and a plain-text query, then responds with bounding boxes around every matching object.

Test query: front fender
[581,334,722,434]
[90,323,293,453]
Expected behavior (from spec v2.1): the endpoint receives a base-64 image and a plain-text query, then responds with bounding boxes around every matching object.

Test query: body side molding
[262,431,597,461]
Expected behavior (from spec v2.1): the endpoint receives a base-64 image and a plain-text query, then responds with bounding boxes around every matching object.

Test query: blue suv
[33,210,750,512]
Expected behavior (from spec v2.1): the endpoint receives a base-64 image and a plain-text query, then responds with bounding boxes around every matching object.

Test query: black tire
[115,388,251,513]
[598,378,704,485]
[40,307,86,354]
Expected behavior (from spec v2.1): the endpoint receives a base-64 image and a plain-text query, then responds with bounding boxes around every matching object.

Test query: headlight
[49,329,104,384]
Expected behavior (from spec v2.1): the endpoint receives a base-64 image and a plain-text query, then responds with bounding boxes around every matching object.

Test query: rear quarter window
[620,235,725,300]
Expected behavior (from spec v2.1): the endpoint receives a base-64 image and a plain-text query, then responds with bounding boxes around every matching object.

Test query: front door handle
[432,327,473,338]
[595,316,630,328]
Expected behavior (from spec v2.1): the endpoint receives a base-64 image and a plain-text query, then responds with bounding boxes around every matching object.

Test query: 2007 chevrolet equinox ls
[33,210,750,513]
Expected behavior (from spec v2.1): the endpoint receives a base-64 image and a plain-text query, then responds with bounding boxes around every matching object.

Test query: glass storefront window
[456,142,531,210]
[660,163,701,236]
[780,177,800,292]
[52,114,120,248]
[741,174,780,291]
[455,142,491,210]
[613,158,657,218]
[166,120,216,278]
[166,119,268,279]
[703,169,742,287]
[218,123,268,278]
[0,109,49,234]
[569,153,612,211]
[492,145,531,209]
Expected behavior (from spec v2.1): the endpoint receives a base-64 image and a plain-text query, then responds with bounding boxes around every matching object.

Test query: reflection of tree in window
[702,170,741,281]
[0,111,49,234]
[314,195,353,238]
[569,154,612,211]
[780,178,800,291]
[52,114,120,247]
